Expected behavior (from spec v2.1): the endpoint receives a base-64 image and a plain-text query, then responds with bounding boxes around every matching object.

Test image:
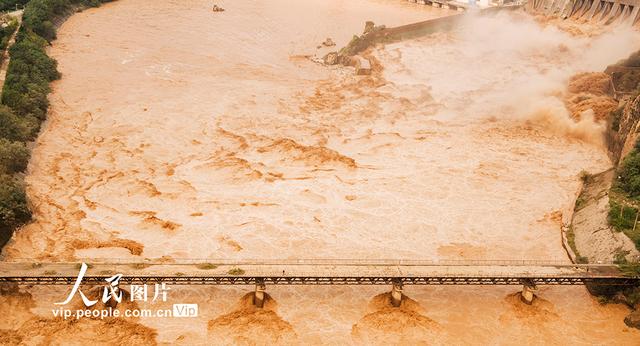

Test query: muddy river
[1,0,640,344]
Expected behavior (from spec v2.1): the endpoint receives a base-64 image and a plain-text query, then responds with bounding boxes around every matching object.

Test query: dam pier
[406,0,470,11]
[405,0,640,25]
[530,0,640,24]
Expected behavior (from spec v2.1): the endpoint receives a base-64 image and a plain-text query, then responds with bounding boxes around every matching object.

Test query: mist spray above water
[380,11,639,146]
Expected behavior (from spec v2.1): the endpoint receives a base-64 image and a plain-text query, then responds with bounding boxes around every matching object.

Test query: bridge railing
[0,270,628,279]
[3,258,617,267]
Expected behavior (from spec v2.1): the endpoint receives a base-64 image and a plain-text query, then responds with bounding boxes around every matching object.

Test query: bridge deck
[0,260,636,286]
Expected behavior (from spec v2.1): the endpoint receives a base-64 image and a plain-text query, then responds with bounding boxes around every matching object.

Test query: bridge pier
[253,280,266,308]
[391,282,403,307]
[520,280,537,305]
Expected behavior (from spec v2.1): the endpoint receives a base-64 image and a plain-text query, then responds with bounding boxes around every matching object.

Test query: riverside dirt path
[0,10,22,94]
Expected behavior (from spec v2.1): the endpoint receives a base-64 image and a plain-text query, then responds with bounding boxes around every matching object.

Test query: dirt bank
[564,56,640,328]
[568,169,639,262]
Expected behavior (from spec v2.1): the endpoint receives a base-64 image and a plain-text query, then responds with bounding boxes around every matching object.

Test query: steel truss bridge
[0,259,637,286]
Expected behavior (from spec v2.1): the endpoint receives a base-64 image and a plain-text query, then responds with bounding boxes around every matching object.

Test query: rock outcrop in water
[337,21,385,58]
[625,310,640,329]
[323,51,339,65]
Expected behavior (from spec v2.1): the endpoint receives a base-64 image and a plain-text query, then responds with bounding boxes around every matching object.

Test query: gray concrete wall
[529,0,640,24]
[341,5,521,57]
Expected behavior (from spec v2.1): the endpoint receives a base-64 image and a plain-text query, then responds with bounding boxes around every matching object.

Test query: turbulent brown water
[2,0,640,344]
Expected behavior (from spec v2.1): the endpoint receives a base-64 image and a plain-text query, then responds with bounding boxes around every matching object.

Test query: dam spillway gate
[529,0,640,24]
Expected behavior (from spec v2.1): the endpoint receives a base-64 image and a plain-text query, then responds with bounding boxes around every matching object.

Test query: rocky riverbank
[567,52,640,329]
[568,169,639,263]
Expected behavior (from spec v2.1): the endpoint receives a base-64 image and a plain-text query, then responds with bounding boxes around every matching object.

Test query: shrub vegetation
[0,173,29,246]
[0,16,18,52]
[228,268,246,276]
[609,140,640,251]
[617,51,640,68]
[0,0,29,11]
[0,0,109,248]
[611,51,640,95]
[618,141,640,198]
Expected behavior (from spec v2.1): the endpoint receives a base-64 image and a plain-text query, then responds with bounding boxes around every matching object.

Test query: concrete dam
[529,0,640,24]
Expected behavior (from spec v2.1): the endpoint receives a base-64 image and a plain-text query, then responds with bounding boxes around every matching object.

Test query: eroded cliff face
[609,94,640,163]
[568,61,640,329]
[569,59,640,264]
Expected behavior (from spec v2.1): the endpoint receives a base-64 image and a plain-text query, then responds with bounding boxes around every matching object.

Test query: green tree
[0,0,29,11]
[0,105,35,141]
[0,174,30,248]
[0,0,111,250]
[619,141,640,197]
[0,138,29,174]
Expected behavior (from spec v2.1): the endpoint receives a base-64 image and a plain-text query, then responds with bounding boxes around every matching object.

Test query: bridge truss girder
[1,276,637,286]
